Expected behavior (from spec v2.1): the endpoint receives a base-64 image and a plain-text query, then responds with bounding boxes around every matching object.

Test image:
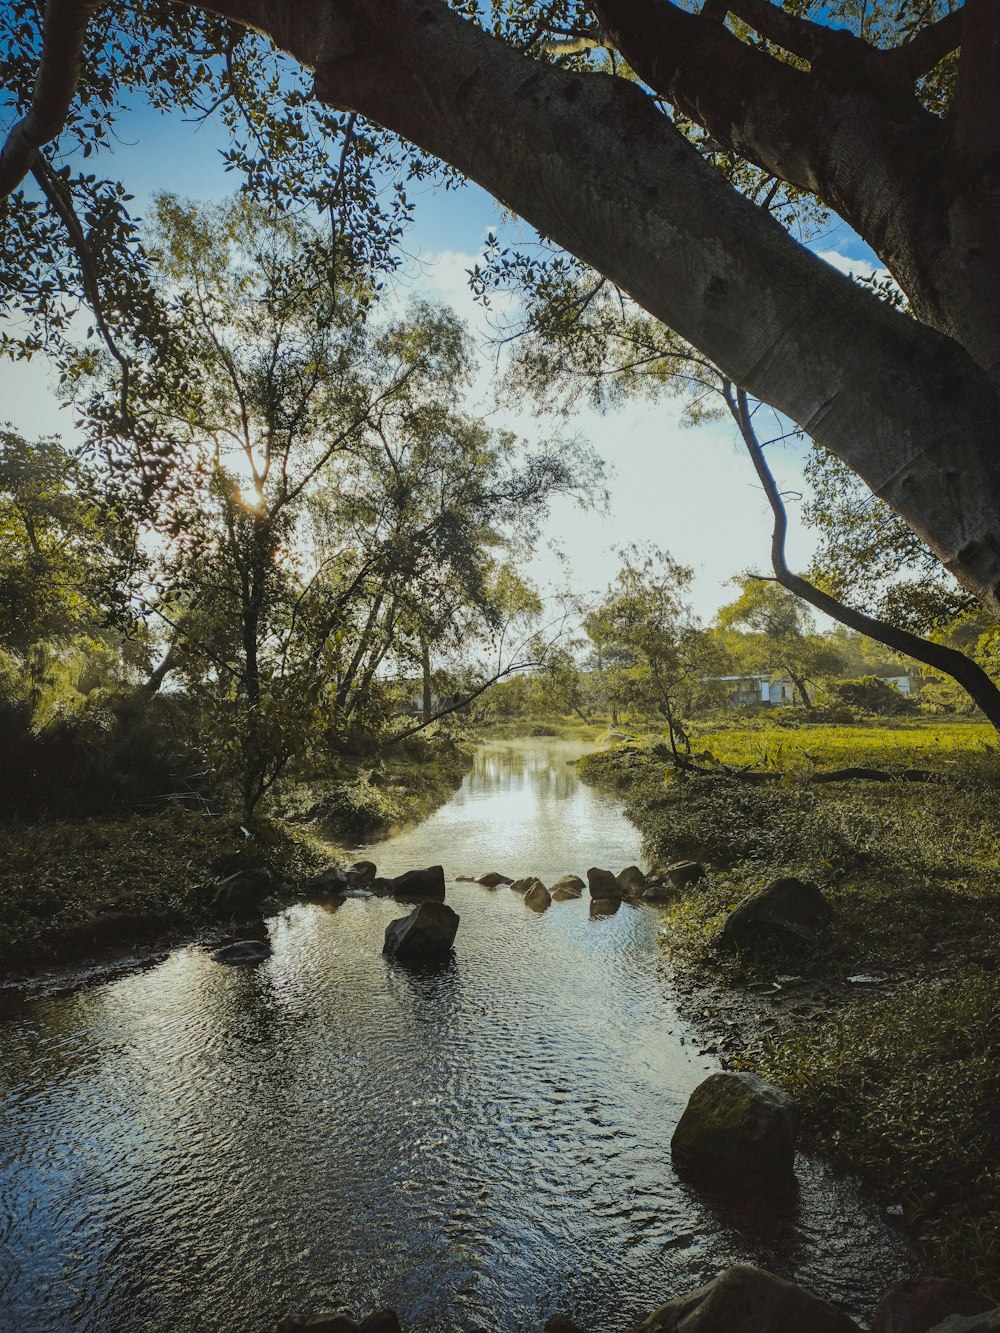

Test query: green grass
[744,975,1000,1298]
[0,804,338,966]
[686,717,999,774]
[580,719,1000,1295]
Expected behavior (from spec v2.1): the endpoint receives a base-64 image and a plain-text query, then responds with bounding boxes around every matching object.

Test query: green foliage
[749,977,1000,1297]
[715,576,847,707]
[0,803,336,964]
[581,717,1000,1293]
[584,544,725,741]
[803,445,976,634]
[832,675,918,716]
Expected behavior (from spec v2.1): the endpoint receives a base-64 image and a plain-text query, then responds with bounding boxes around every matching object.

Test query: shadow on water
[0,738,914,1332]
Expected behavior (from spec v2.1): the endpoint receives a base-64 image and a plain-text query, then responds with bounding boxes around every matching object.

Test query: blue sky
[0,88,882,621]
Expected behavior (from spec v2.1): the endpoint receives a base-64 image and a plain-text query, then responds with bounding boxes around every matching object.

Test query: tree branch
[31,154,132,424]
[0,0,101,198]
[724,380,1000,732]
[887,6,964,82]
[706,0,828,62]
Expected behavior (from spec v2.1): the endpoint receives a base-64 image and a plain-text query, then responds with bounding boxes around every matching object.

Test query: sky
[0,88,885,623]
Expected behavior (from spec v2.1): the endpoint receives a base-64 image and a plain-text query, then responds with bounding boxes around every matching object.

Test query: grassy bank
[0,732,474,975]
[0,805,337,971]
[277,732,473,843]
[579,718,1000,1297]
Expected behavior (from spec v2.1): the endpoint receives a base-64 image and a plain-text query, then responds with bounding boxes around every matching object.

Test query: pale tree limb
[0,0,101,197]
[723,380,1000,733]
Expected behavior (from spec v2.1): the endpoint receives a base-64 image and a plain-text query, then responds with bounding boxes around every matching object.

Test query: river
[0,737,911,1331]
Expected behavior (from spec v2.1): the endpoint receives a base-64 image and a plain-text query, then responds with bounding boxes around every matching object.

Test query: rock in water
[664,860,705,888]
[589,897,621,918]
[510,877,541,893]
[476,871,514,887]
[383,901,459,963]
[550,875,585,898]
[210,866,275,915]
[718,877,832,952]
[625,1265,861,1332]
[617,865,647,897]
[277,1311,401,1333]
[671,1071,799,1179]
[587,867,622,900]
[212,939,272,965]
[523,881,552,912]
[370,866,446,901]
[873,1278,995,1333]
[923,1315,1000,1333]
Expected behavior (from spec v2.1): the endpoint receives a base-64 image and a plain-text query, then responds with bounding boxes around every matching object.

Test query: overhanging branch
[724,380,1000,732]
[887,5,964,81]
[31,154,132,424]
[0,0,101,198]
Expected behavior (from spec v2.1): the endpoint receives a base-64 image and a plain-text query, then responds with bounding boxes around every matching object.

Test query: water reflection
[0,738,912,1332]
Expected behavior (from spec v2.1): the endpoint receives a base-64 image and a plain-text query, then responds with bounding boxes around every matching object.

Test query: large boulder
[370,866,446,902]
[587,866,622,900]
[664,859,705,888]
[670,1071,799,1179]
[590,896,621,917]
[524,881,552,912]
[305,866,349,895]
[873,1279,995,1333]
[476,871,514,887]
[626,1265,860,1332]
[210,867,275,915]
[718,877,832,953]
[617,865,648,897]
[926,1314,1000,1333]
[550,875,585,900]
[383,901,459,963]
[642,884,675,903]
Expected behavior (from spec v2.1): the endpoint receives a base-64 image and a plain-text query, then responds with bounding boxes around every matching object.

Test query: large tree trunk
[180,0,1000,619]
[10,0,1000,617]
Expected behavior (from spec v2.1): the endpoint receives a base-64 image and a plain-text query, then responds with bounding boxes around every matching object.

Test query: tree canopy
[1,0,999,622]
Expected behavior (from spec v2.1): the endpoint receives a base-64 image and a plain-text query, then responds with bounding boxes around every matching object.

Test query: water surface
[0,739,911,1331]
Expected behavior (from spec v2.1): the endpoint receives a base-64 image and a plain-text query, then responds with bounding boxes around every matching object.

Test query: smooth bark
[8,0,1000,618]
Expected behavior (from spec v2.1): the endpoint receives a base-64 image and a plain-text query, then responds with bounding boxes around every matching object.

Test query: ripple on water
[0,740,912,1331]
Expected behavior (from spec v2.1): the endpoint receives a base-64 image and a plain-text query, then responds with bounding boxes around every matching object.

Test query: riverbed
[0,738,911,1331]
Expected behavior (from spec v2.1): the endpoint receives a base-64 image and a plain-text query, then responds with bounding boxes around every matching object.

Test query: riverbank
[578,720,1000,1299]
[0,734,473,981]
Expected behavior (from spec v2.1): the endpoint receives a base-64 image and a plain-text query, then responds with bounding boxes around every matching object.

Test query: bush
[833,674,918,715]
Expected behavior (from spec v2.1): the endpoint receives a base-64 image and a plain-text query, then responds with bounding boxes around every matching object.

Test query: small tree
[716,576,846,710]
[586,545,724,763]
